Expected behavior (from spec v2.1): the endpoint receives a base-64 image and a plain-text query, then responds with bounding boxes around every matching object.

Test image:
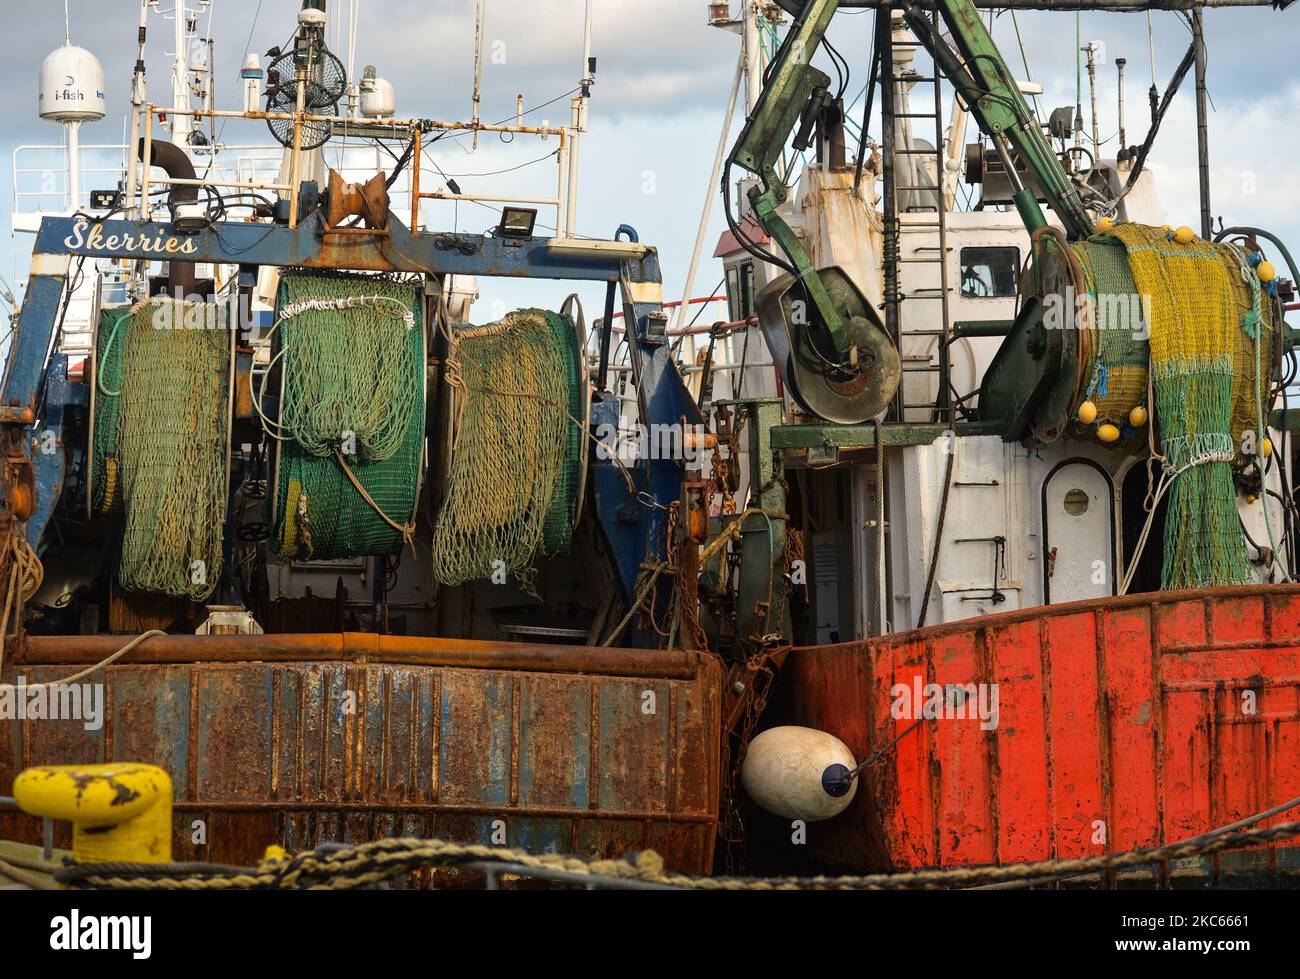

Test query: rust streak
[509,674,520,808]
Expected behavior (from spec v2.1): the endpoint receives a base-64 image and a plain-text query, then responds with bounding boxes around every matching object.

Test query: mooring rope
[51,819,1300,891]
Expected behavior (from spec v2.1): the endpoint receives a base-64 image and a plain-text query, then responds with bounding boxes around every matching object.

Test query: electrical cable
[1101,39,1196,215]
[822,38,851,101]
[852,13,880,195]
[916,444,955,628]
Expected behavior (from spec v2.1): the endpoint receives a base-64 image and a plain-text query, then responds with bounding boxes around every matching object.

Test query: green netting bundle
[92,299,231,600]
[541,309,584,554]
[1065,224,1279,590]
[269,270,425,561]
[1070,237,1149,454]
[431,308,583,592]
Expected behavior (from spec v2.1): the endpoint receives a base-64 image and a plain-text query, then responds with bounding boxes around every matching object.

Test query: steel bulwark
[775,583,1300,883]
[0,634,723,873]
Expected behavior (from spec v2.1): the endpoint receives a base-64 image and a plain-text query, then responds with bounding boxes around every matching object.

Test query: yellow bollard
[13,763,172,864]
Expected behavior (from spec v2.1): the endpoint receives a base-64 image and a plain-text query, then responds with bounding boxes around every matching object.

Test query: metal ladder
[888,10,953,424]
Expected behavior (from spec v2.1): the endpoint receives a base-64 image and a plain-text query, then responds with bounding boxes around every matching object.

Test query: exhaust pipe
[137,138,199,299]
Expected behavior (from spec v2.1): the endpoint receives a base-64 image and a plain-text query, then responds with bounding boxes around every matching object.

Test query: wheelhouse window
[960,246,1020,298]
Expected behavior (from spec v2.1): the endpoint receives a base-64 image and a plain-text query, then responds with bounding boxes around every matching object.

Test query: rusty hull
[775,584,1300,883]
[0,634,722,873]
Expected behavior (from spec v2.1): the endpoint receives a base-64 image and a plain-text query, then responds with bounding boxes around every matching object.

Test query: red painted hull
[777,585,1300,880]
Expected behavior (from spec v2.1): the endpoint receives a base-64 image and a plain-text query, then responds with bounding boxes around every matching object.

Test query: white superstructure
[709,4,1291,642]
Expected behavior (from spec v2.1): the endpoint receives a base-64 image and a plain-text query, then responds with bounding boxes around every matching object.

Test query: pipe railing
[128,103,572,233]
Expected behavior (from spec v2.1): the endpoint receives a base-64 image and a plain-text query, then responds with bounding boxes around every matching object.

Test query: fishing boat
[705,0,1300,884]
[1,0,730,877]
[2,0,1299,893]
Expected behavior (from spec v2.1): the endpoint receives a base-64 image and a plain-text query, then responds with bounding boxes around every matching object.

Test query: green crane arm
[903,0,1094,239]
[727,0,850,357]
[728,0,1095,311]
[725,0,1098,428]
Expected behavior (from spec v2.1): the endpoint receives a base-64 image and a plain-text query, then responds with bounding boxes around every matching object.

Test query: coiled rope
[0,536,43,677]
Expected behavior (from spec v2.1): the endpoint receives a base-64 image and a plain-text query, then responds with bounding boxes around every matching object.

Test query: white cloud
[2,1,1297,310]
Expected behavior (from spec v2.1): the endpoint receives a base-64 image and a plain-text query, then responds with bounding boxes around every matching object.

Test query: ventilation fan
[264,39,346,150]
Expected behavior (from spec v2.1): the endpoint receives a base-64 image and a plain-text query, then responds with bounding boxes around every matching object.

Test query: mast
[564,0,595,235]
[472,0,485,148]
[742,1,764,112]
[67,0,79,211]
[171,0,192,149]
[1085,40,1100,159]
[1192,5,1212,238]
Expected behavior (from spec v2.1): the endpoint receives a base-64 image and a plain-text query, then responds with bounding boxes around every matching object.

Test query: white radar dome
[39,45,106,123]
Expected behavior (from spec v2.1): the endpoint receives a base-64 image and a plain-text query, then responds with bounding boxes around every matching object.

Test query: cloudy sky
[2,0,1296,319]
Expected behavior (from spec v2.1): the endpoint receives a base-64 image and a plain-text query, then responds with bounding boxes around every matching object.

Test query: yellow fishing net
[1103,223,1273,589]
[95,299,231,600]
[430,309,582,594]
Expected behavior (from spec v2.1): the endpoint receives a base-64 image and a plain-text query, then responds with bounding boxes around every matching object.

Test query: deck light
[497,206,537,239]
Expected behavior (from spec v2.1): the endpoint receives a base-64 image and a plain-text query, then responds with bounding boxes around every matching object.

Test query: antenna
[348,0,361,94]
[472,0,485,148]
[1147,11,1158,126]
[64,0,71,44]
[1116,57,1127,161]
[1084,41,1100,160]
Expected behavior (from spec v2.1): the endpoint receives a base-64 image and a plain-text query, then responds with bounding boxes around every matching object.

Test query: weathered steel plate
[0,634,722,874]
[775,584,1300,884]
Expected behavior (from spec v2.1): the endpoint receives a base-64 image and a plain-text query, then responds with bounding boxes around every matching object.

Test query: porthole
[1063,488,1090,516]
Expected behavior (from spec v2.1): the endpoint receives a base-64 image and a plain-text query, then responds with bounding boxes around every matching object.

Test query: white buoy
[741,725,858,822]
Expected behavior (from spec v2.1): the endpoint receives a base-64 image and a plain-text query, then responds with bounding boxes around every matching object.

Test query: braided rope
[53,820,1300,891]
